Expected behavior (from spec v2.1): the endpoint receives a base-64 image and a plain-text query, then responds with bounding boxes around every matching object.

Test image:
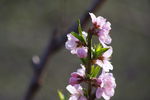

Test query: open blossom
[98,28,112,45]
[66,85,87,100]
[96,43,113,72]
[65,34,78,54]
[69,65,86,85]
[89,13,112,45]
[89,13,106,29]
[65,32,88,58]
[96,72,116,100]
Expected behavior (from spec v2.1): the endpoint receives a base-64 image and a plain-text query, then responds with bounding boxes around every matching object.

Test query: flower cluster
[64,13,116,100]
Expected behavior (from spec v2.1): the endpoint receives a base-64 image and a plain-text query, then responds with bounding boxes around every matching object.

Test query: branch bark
[24,0,107,100]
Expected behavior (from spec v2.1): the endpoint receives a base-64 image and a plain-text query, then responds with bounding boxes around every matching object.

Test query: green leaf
[71,19,87,44]
[80,58,88,65]
[95,44,102,52]
[83,88,88,97]
[96,48,109,58]
[87,74,91,78]
[90,65,101,78]
[92,44,101,58]
[77,19,82,36]
[57,90,65,100]
[77,19,87,44]
[93,66,100,77]
[101,48,109,53]
[91,65,95,75]
[92,44,109,59]
[71,32,85,43]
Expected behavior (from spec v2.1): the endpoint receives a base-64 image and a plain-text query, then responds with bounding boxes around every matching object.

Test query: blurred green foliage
[0,0,150,100]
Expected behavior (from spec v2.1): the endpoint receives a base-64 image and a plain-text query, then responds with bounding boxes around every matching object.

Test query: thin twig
[24,0,107,100]
[87,30,92,100]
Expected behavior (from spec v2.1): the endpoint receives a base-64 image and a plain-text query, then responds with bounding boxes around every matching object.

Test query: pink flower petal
[79,96,87,100]
[66,85,78,94]
[89,13,97,23]
[76,47,87,58]
[103,46,113,59]
[96,87,103,99]
[69,95,79,100]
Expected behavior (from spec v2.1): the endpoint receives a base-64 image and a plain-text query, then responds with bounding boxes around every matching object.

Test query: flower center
[98,56,104,61]
[76,41,86,47]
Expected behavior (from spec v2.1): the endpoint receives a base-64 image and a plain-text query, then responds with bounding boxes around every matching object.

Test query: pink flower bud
[76,47,87,58]
[69,77,81,86]
[69,65,85,86]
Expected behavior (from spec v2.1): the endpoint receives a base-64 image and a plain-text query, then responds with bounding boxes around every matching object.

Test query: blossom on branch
[69,65,86,86]
[66,85,87,100]
[65,32,88,58]
[76,47,88,58]
[89,13,112,45]
[96,72,116,100]
[96,43,113,72]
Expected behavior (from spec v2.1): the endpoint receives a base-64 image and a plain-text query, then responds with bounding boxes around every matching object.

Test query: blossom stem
[87,31,92,74]
[87,29,93,100]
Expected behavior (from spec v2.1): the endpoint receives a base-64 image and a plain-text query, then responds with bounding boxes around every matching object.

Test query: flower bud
[76,47,87,58]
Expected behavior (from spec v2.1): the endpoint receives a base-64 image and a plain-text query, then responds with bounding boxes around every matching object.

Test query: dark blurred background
[0,0,150,100]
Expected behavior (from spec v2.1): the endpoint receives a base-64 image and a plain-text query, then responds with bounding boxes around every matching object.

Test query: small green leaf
[57,90,65,100]
[92,44,109,59]
[93,66,100,77]
[83,88,88,97]
[87,73,91,78]
[92,44,101,58]
[90,65,101,78]
[80,58,88,65]
[77,19,87,44]
[71,32,85,43]
[77,19,82,36]
[97,48,109,57]
[91,65,95,74]
[101,48,109,53]
[95,44,102,52]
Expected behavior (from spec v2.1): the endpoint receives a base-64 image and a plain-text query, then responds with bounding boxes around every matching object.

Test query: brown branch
[87,29,92,100]
[23,0,107,100]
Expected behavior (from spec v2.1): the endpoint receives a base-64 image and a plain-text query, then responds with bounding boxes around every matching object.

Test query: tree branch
[24,0,107,100]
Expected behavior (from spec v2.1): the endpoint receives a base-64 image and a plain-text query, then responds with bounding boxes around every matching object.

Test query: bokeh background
[0,0,150,100]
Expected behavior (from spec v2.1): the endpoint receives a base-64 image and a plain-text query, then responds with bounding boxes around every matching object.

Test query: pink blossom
[98,29,112,44]
[65,32,88,57]
[69,65,85,85]
[65,40,77,52]
[103,22,111,31]
[66,85,87,100]
[76,47,88,58]
[96,72,116,100]
[89,13,112,45]
[67,34,79,41]
[65,34,78,54]
[89,13,106,29]
[96,43,113,72]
